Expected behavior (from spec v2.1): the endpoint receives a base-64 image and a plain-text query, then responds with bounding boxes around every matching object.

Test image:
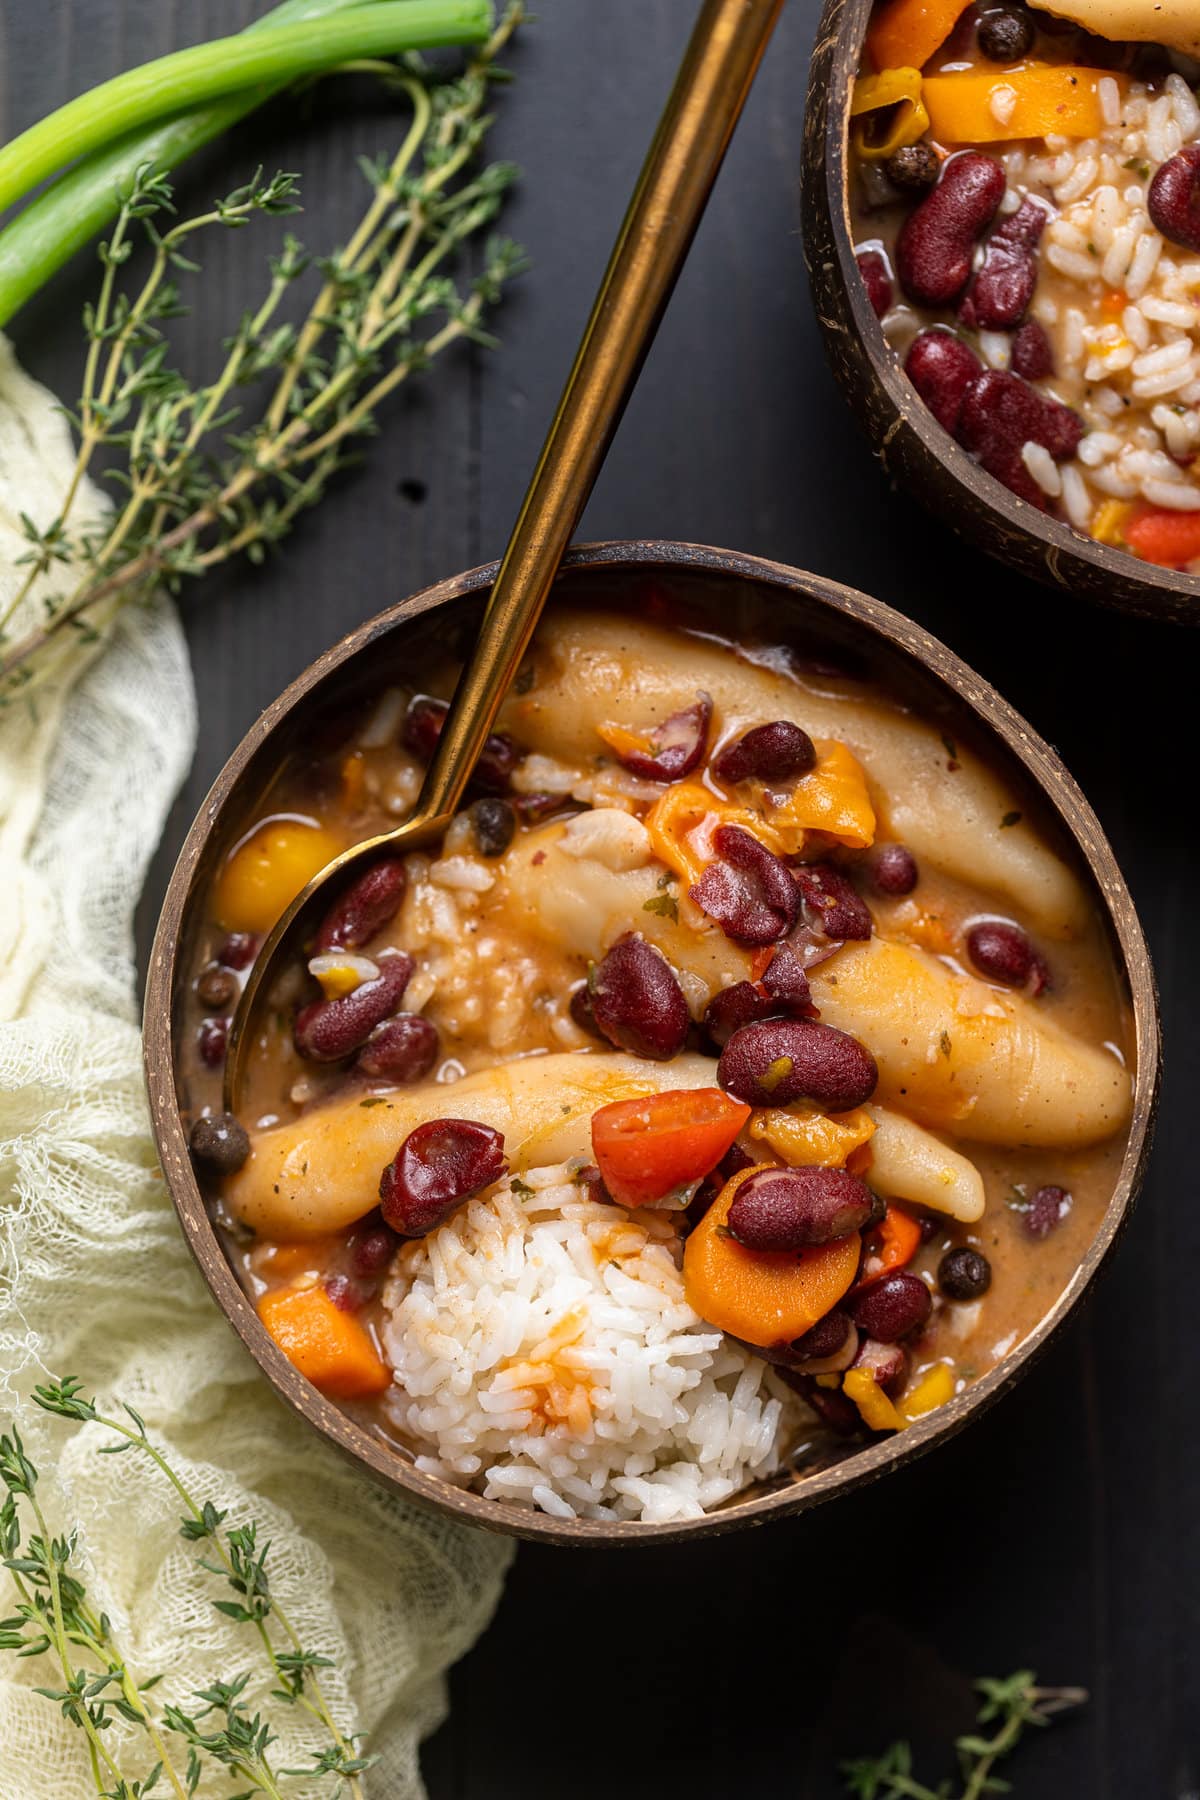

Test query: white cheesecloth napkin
[0,340,512,1797]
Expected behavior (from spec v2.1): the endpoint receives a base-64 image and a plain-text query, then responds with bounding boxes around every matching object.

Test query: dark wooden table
[5,4,1196,1795]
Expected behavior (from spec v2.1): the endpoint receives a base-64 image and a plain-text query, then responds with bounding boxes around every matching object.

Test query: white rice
[1018,75,1200,543]
[379,1163,803,1524]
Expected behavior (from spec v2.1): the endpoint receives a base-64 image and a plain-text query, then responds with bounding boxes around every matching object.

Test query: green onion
[0,1,491,216]
[0,0,386,328]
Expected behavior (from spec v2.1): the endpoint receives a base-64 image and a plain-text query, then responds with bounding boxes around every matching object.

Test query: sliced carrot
[1123,504,1200,570]
[257,1284,390,1399]
[866,0,972,72]
[591,1088,751,1209]
[853,1202,922,1292]
[923,67,1117,144]
[683,1168,860,1347]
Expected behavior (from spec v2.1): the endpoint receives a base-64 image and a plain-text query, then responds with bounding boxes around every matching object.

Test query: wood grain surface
[3,2,1195,1795]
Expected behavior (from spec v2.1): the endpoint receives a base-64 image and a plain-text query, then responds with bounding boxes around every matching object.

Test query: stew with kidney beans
[182,597,1134,1495]
[850,0,1200,568]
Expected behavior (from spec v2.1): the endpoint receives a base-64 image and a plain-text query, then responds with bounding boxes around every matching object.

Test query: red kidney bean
[1148,145,1200,254]
[702,980,776,1047]
[575,1162,616,1205]
[514,791,569,826]
[793,862,873,941]
[791,1308,852,1360]
[351,1218,401,1276]
[402,695,517,793]
[782,1371,862,1434]
[325,1273,371,1313]
[569,980,604,1039]
[189,1111,249,1174]
[869,843,918,896]
[856,249,893,319]
[589,933,690,1061]
[712,720,816,786]
[955,368,1083,508]
[896,151,1006,308]
[852,1271,932,1342]
[609,694,712,782]
[761,941,815,1013]
[966,919,1037,987]
[1025,1183,1069,1240]
[1011,317,1054,381]
[197,966,236,1010]
[315,858,407,953]
[217,932,258,971]
[718,1017,877,1110]
[938,1246,992,1299]
[356,1013,439,1083]
[690,825,799,947]
[470,797,516,857]
[958,196,1048,331]
[852,1337,909,1398]
[728,1165,875,1251]
[197,1017,228,1068]
[379,1118,508,1236]
[294,951,413,1062]
[905,329,983,436]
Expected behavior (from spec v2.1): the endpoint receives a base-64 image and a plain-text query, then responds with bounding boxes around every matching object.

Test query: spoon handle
[416,0,785,828]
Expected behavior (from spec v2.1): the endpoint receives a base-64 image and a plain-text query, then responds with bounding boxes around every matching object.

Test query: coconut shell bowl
[144,541,1160,1545]
[801,0,1200,624]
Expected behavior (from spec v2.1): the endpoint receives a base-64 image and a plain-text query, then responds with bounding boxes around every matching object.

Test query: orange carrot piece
[1123,504,1200,570]
[867,0,972,73]
[257,1284,391,1399]
[853,1202,922,1292]
[591,1088,751,1209]
[683,1168,860,1348]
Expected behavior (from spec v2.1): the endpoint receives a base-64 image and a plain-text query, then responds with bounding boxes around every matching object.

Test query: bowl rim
[801,0,1200,622]
[144,538,1162,1546]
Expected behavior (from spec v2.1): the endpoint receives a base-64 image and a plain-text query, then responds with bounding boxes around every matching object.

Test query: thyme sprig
[841,1669,1088,1800]
[1,1377,373,1798]
[0,1,527,703]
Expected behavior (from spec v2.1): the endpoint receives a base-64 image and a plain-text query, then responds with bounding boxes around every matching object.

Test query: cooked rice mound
[379,1163,802,1524]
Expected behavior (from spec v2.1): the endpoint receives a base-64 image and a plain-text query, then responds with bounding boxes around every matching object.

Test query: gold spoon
[225,0,785,1111]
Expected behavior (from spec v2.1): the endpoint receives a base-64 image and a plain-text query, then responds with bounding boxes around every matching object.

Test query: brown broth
[182,601,1135,1484]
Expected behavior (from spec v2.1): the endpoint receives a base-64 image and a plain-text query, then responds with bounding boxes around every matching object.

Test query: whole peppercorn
[885,143,940,191]
[470,796,517,858]
[189,1111,250,1175]
[196,965,236,1010]
[978,8,1034,61]
[938,1246,993,1300]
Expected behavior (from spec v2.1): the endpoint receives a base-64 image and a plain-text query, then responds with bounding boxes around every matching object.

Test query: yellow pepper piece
[214,816,344,934]
[315,963,364,1000]
[1091,499,1133,546]
[901,1361,956,1421]
[867,0,973,74]
[923,66,1118,144]
[749,1105,876,1169]
[844,1367,907,1432]
[851,68,930,161]
[644,742,875,892]
[780,741,876,850]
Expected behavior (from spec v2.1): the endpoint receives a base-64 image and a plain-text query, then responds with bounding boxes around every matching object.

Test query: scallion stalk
[0,0,491,216]
[0,0,390,329]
